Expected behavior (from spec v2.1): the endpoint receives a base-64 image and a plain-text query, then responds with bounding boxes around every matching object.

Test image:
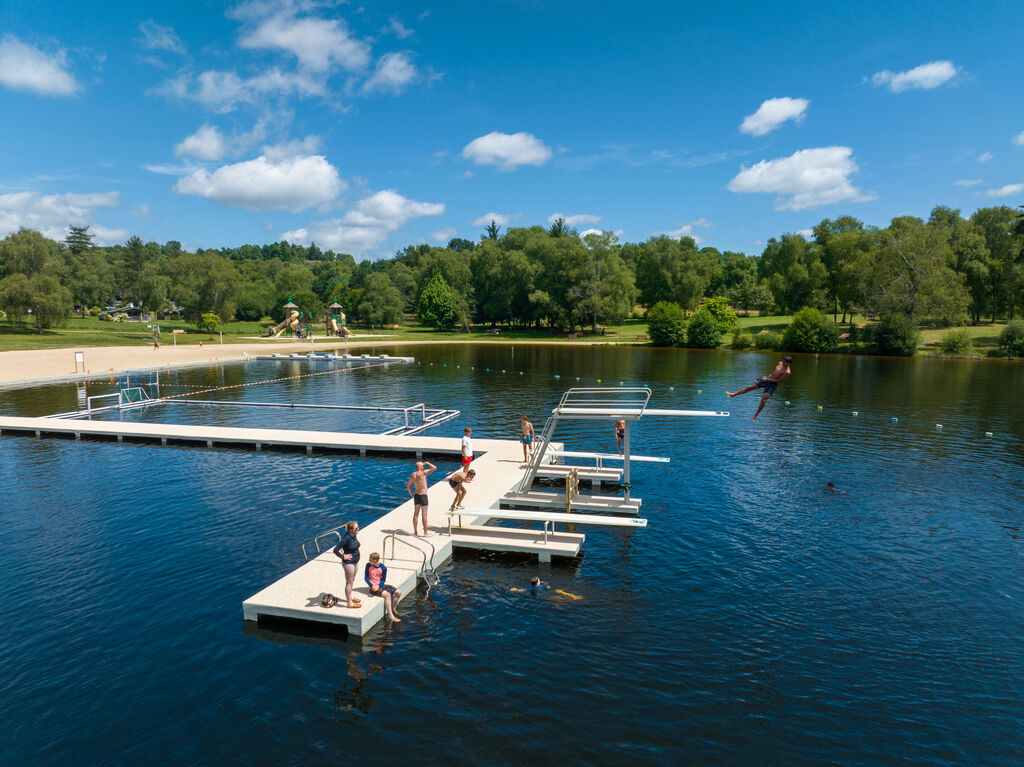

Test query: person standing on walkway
[726,356,793,421]
[461,427,474,468]
[406,460,437,537]
[520,417,535,462]
[333,521,362,609]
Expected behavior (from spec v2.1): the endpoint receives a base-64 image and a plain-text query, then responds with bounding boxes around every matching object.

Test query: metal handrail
[301,529,342,562]
[383,531,440,589]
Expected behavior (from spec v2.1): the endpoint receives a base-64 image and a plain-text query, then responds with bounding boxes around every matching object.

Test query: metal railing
[300,529,342,562]
[383,531,440,590]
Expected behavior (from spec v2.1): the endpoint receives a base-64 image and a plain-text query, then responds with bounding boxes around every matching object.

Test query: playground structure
[328,300,351,339]
[268,309,300,338]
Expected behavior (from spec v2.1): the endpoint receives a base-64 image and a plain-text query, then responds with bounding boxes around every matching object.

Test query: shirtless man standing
[726,356,793,421]
[614,419,626,455]
[405,461,437,536]
[520,417,535,462]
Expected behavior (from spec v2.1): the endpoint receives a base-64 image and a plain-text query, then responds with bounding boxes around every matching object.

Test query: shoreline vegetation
[1,204,1022,361]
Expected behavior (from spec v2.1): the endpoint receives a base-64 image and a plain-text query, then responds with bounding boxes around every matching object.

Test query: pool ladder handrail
[383,531,441,591]
[301,529,342,562]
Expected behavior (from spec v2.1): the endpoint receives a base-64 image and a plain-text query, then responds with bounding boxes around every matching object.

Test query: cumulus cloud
[978,152,993,163]
[281,189,444,255]
[432,227,457,243]
[953,178,983,187]
[362,52,418,94]
[796,228,814,239]
[471,212,512,227]
[1013,131,1024,146]
[152,67,324,112]
[139,21,185,54]
[547,212,601,227]
[0,35,79,96]
[740,97,809,136]
[727,146,875,211]
[238,13,370,73]
[0,191,126,242]
[132,203,151,219]
[871,60,958,92]
[462,132,553,171]
[175,125,229,161]
[386,16,414,39]
[985,183,1024,198]
[657,218,713,243]
[174,154,344,211]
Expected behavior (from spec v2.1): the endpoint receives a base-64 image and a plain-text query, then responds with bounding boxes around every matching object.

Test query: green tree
[872,313,921,356]
[417,273,460,329]
[484,220,502,240]
[635,236,716,310]
[781,307,839,352]
[931,206,991,324]
[167,252,241,321]
[357,272,404,326]
[728,278,774,315]
[198,313,223,333]
[759,234,828,313]
[697,296,738,333]
[63,225,94,254]
[573,231,636,331]
[0,228,62,278]
[998,320,1024,357]
[970,206,1024,321]
[0,272,72,332]
[685,308,721,348]
[646,301,687,346]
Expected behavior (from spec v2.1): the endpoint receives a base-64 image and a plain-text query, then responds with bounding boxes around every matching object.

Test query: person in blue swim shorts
[726,356,792,421]
[520,416,535,462]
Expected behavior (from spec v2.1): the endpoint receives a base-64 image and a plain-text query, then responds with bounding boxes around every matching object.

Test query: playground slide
[269,310,300,338]
[330,318,352,338]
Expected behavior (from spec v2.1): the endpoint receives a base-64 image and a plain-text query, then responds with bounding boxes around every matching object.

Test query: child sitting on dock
[447,468,476,511]
[365,553,401,622]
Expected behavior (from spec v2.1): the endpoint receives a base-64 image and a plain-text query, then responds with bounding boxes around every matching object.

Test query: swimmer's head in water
[827,481,835,489]
[530,576,541,586]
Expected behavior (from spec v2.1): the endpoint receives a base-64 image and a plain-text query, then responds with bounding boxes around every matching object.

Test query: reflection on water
[2,345,1023,765]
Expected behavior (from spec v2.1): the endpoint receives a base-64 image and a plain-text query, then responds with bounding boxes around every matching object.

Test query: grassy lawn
[0,316,652,353]
[0,313,1014,357]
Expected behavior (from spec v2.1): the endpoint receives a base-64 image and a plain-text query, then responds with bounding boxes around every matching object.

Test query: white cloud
[547,212,601,227]
[1013,131,1024,146]
[432,227,457,243]
[657,217,713,243]
[175,125,229,161]
[871,60,958,92]
[282,189,444,255]
[131,203,150,219]
[985,183,1024,198]
[462,132,553,171]
[362,52,418,94]
[471,212,512,227]
[262,135,320,160]
[239,13,370,73]
[174,154,344,212]
[386,16,414,39]
[152,67,324,112]
[0,35,79,97]
[953,178,983,187]
[796,228,814,238]
[0,191,126,243]
[978,152,993,163]
[740,97,809,136]
[139,21,185,54]
[727,146,875,211]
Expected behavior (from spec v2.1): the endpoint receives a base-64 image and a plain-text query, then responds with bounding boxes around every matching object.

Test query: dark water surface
[2,345,1023,766]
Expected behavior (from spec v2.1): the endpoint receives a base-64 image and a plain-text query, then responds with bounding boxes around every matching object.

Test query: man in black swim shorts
[726,356,792,421]
[406,460,437,536]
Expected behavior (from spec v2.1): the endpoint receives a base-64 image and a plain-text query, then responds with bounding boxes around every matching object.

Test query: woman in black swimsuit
[333,520,361,608]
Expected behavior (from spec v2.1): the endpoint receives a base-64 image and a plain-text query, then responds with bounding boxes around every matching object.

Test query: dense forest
[0,205,1022,339]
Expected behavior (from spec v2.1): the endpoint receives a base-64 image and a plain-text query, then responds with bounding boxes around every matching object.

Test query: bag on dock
[321,593,338,608]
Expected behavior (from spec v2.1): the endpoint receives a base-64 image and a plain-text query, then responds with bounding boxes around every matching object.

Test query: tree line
[0,205,1021,334]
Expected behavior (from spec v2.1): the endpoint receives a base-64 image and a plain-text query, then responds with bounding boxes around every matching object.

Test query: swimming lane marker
[986,432,994,437]
[817,405,823,411]
[852,411,858,416]
[936,424,942,429]
[892,417,899,422]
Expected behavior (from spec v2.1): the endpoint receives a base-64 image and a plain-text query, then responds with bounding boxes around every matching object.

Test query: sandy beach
[0,335,618,387]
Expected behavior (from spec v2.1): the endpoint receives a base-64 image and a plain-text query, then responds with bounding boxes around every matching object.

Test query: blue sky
[1,0,1022,259]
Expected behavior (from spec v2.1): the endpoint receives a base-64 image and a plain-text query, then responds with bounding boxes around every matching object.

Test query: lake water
[2,345,1023,765]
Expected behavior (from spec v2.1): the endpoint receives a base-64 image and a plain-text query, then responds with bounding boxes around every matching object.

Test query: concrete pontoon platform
[501,490,642,514]
[533,464,623,482]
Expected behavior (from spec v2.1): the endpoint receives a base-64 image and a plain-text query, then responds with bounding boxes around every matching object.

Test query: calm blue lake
[2,344,1023,765]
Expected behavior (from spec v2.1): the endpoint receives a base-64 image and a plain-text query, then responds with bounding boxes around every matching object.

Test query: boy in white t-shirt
[460,427,473,468]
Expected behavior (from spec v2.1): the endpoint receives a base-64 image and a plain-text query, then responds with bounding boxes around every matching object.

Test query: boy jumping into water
[405,460,437,537]
[726,356,792,421]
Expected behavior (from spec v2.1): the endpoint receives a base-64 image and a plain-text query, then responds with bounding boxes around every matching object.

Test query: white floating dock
[501,490,642,514]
